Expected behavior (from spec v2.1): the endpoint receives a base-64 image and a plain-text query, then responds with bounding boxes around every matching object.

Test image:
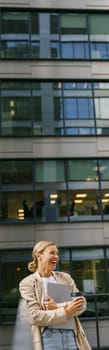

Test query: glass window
[1,96,32,136]
[61,43,73,59]
[74,42,89,59]
[64,98,77,119]
[1,160,32,184]
[35,189,68,223]
[67,159,98,181]
[32,97,41,121]
[31,13,39,34]
[106,248,109,292]
[78,98,94,119]
[1,41,30,59]
[50,42,60,58]
[61,42,89,59]
[79,127,95,135]
[63,82,92,90]
[34,190,44,221]
[65,128,78,135]
[89,14,109,35]
[99,160,109,180]
[91,43,108,59]
[64,98,94,119]
[31,42,40,58]
[1,80,31,91]
[68,189,100,218]
[35,160,65,182]
[59,249,71,273]
[54,97,63,120]
[95,98,109,119]
[93,82,109,89]
[1,12,29,34]
[50,14,59,34]
[1,250,31,321]
[60,13,87,35]
[71,248,105,292]
[97,127,109,136]
[1,191,33,221]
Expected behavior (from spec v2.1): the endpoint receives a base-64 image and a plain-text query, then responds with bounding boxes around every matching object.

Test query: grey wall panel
[0,224,35,249]
[0,61,109,80]
[0,137,97,158]
[0,0,109,10]
[0,221,107,249]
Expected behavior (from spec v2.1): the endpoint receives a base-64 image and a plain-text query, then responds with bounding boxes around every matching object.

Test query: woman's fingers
[44,296,57,310]
[64,297,85,316]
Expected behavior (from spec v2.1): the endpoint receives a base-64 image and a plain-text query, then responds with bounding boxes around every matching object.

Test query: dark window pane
[50,14,59,34]
[50,42,60,58]
[54,97,63,120]
[1,12,29,34]
[32,97,41,121]
[1,192,33,221]
[31,13,39,34]
[1,41,30,59]
[31,42,40,58]
[1,160,32,184]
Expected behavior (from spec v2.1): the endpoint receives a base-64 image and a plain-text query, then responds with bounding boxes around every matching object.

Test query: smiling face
[36,244,59,276]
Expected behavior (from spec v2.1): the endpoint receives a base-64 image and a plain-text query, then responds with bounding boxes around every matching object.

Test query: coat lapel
[33,271,44,304]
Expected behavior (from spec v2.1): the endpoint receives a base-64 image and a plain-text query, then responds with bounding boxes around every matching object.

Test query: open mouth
[51,261,57,265]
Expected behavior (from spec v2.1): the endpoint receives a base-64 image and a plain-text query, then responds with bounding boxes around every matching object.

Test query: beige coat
[19,270,92,350]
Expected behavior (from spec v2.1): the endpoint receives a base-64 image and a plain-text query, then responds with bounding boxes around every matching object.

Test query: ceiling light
[10,100,15,107]
[74,199,83,204]
[50,194,58,199]
[102,199,109,203]
[76,193,87,198]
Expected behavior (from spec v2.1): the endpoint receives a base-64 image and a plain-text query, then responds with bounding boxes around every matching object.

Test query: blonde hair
[28,240,57,273]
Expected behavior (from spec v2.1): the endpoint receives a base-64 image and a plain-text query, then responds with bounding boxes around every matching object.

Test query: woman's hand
[44,296,57,310]
[64,296,85,317]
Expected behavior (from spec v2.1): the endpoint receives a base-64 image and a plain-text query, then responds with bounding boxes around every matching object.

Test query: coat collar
[33,270,61,282]
[32,270,60,303]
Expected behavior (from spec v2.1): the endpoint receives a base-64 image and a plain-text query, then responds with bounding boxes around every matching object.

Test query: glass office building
[0,1,109,349]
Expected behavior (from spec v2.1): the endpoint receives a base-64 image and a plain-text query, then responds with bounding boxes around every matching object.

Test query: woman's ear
[36,252,41,261]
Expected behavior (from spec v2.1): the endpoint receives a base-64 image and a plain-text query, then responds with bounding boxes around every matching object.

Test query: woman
[19,240,92,350]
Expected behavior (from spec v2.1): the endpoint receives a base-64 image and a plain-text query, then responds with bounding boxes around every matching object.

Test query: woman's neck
[38,267,52,277]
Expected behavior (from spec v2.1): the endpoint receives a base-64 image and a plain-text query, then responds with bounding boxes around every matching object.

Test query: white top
[42,275,56,301]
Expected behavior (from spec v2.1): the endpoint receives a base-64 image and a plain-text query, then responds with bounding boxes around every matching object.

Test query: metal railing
[82,293,109,350]
[0,293,109,349]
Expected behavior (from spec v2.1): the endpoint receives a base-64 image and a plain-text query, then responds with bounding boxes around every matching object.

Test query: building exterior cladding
[0,0,109,349]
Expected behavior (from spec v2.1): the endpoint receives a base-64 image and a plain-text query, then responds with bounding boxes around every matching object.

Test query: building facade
[0,0,109,349]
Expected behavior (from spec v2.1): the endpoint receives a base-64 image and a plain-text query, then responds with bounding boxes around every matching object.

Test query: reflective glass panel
[1,160,32,184]
[67,159,97,181]
[35,160,65,182]
[60,14,87,35]
[1,12,29,34]
[1,191,33,221]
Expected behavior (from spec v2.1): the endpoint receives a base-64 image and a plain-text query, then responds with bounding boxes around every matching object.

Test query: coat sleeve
[19,277,67,327]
